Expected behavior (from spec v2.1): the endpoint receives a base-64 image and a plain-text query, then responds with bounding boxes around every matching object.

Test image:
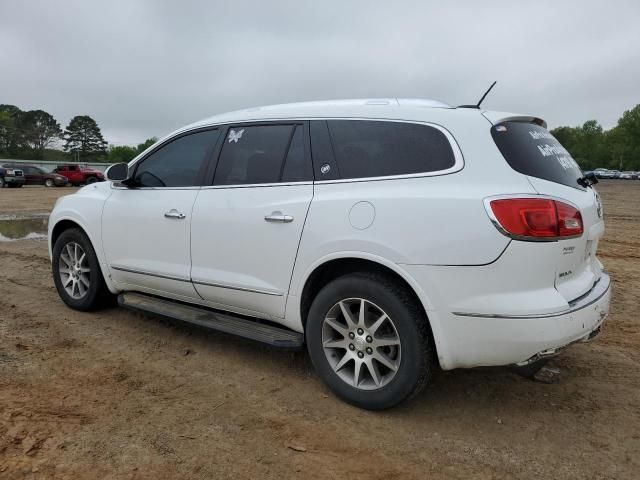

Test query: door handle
[164,209,186,219]
[264,211,294,223]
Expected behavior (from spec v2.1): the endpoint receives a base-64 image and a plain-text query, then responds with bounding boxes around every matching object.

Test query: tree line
[549,104,639,171]
[2,102,639,169]
[0,104,156,163]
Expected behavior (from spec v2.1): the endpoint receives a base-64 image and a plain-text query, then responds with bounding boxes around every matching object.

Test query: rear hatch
[488,118,604,303]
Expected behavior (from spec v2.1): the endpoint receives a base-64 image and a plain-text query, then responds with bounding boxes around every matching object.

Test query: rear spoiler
[481,111,547,129]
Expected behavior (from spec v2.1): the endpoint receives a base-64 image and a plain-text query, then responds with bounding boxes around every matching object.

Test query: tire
[0,177,5,188]
[52,227,114,311]
[7,183,17,188]
[16,183,23,188]
[86,176,97,184]
[306,272,433,410]
[45,178,54,187]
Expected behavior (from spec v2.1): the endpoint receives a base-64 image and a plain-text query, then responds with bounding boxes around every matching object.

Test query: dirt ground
[0,182,638,479]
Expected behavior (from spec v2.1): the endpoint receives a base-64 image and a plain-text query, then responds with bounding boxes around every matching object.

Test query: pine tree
[63,115,108,161]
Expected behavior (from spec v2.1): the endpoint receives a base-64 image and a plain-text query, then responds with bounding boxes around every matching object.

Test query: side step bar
[118,292,304,348]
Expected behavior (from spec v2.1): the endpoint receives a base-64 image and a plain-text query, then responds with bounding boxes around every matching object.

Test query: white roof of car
[186,98,454,128]
[147,98,546,152]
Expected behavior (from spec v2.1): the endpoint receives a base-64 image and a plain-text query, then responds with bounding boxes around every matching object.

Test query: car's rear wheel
[86,176,97,184]
[306,272,433,410]
[0,177,5,188]
[45,178,54,187]
[52,228,114,311]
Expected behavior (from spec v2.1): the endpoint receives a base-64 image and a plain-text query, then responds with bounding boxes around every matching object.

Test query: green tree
[107,145,138,163]
[19,110,62,159]
[616,105,640,170]
[136,137,157,154]
[107,138,158,164]
[0,104,21,155]
[63,115,107,161]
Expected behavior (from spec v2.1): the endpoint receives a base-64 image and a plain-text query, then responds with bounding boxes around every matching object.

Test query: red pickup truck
[53,164,105,186]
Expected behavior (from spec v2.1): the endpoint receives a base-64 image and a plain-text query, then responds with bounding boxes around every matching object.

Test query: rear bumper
[434,273,611,369]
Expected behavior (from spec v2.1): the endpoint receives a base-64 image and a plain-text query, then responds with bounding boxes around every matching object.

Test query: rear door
[491,121,604,302]
[21,166,39,185]
[190,123,313,320]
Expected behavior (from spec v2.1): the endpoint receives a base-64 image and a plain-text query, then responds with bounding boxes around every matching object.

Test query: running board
[117,292,304,348]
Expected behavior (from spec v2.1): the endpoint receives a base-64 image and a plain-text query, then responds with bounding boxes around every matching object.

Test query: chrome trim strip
[110,265,191,283]
[452,273,610,319]
[110,265,284,297]
[191,279,283,296]
[200,181,313,190]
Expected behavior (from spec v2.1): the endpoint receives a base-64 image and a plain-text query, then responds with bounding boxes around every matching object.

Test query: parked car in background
[48,98,611,409]
[2,163,68,187]
[53,164,105,186]
[0,165,26,188]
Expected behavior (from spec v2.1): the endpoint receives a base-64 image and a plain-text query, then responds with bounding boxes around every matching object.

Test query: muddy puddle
[0,216,48,241]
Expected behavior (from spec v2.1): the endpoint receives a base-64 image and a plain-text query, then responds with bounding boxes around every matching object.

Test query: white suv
[48,99,610,409]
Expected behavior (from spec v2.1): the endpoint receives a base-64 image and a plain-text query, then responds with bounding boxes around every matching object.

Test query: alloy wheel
[322,298,401,390]
[58,242,91,299]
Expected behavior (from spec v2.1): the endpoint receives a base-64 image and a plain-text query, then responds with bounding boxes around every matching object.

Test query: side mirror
[105,163,129,182]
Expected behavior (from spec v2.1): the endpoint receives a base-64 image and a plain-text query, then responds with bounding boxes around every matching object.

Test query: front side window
[325,120,456,179]
[214,124,307,185]
[133,129,219,187]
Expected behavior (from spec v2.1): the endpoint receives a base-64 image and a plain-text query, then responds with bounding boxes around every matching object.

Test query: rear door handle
[264,211,294,223]
[164,209,186,219]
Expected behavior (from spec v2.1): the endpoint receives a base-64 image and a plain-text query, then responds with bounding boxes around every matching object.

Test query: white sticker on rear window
[529,130,554,140]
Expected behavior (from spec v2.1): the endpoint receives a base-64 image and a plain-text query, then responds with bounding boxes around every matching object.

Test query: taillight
[488,197,583,241]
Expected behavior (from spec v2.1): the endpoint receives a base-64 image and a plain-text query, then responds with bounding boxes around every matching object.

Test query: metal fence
[0,159,112,173]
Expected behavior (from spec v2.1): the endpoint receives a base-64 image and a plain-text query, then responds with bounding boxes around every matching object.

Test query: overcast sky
[1,1,638,146]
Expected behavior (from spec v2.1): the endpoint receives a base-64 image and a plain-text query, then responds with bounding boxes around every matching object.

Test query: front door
[190,123,314,321]
[102,128,220,300]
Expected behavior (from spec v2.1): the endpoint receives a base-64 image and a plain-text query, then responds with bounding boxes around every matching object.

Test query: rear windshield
[491,121,584,190]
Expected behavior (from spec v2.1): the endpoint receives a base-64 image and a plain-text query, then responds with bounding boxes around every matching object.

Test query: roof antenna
[458,81,497,109]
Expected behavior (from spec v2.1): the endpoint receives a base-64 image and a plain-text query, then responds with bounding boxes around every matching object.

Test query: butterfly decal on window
[228,129,245,143]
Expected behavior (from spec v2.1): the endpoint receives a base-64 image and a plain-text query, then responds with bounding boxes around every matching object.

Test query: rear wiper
[577,172,598,188]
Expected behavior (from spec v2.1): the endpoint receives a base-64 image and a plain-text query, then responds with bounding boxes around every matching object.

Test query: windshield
[492,121,585,190]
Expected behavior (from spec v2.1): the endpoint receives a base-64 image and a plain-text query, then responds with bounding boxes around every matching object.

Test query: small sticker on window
[228,129,244,143]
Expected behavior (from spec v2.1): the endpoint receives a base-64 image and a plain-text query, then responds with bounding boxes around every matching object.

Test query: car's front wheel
[45,178,54,187]
[52,228,114,311]
[306,272,433,410]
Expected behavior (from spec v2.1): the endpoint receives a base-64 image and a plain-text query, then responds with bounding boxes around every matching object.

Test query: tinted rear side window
[326,120,455,179]
[214,125,295,185]
[492,122,584,190]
